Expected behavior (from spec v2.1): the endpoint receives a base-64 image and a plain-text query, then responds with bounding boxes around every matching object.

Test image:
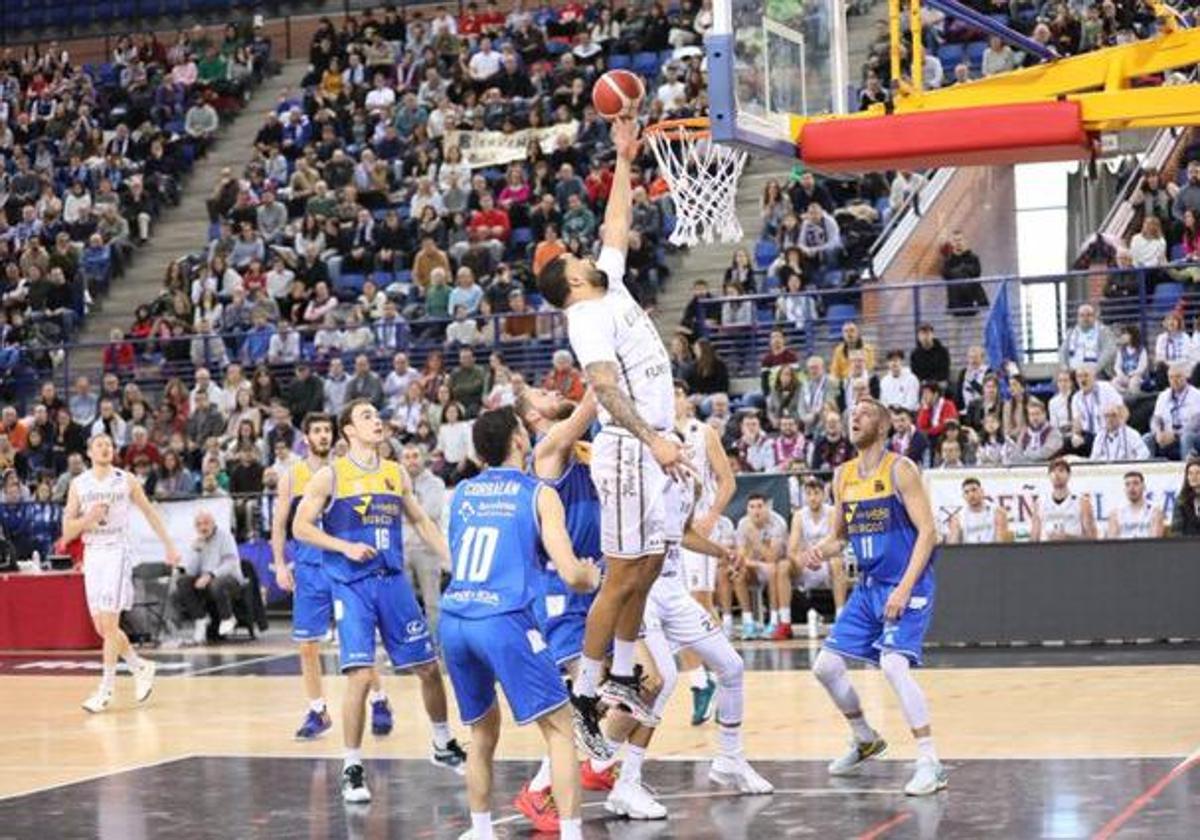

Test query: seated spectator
[345,354,385,410]
[1113,325,1150,397]
[267,320,300,365]
[1153,312,1192,388]
[838,350,879,409]
[720,281,752,328]
[1064,365,1122,455]
[449,348,486,417]
[155,450,196,499]
[830,321,876,380]
[981,35,1018,76]
[1171,458,1200,536]
[1145,363,1200,460]
[797,356,835,434]
[974,412,1012,466]
[501,290,537,342]
[887,406,931,467]
[767,364,802,428]
[935,437,967,469]
[810,408,853,471]
[941,231,989,315]
[776,271,818,331]
[542,350,586,402]
[445,305,482,347]
[1091,402,1150,462]
[965,373,1005,433]
[1060,303,1117,374]
[916,381,959,441]
[772,415,807,471]
[173,510,245,642]
[435,402,474,481]
[735,412,776,473]
[686,338,731,396]
[796,202,842,281]
[879,349,920,412]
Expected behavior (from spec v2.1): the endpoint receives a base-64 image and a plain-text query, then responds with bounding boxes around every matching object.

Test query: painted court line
[856,811,913,840]
[1092,746,1200,839]
[186,653,294,676]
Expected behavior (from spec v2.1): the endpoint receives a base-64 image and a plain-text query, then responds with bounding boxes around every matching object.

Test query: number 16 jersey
[442,467,544,620]
[321,456,408,584]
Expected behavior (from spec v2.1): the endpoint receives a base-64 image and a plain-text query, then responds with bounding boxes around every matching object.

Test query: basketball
[592,69,645,120]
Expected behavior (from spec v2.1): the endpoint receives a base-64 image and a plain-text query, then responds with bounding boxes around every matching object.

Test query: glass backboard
[709,0,849,157]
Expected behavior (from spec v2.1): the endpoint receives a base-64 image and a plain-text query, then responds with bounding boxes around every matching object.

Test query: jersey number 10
[454,526,499,583]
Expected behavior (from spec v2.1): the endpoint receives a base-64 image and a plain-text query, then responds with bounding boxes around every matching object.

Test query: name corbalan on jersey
[462,479,523,497]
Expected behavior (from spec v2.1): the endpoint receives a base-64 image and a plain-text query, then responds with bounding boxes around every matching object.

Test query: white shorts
[83,544,134,614]
[642,569,720,653]
[680,548,717,592]
[591,429,674,559]
[799,563,833,591]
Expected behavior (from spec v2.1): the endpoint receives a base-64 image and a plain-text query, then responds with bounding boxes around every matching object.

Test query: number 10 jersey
[321,456,408,584]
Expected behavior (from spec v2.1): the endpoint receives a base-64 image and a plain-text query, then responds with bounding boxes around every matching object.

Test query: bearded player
[799,398,947,796]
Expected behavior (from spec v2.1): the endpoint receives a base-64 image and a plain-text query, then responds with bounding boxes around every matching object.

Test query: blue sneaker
[371,698,394,736]
[741,621,760,641]
[295,708,332,740]
[691,675,717,726]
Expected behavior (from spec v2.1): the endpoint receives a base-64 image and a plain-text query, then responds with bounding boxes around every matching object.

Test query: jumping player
[800,398,947,796]
[788,475,848,616]
[440,407,601,840]
[272,412,393,740]
[673,382,736,723]
[293,399,466,803]
[64,433,181,712]
[536,115,693,754]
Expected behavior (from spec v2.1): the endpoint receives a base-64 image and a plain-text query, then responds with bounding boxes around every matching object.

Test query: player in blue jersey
[293,399,466,804]
[799,398,947,796]
[272,413,395,740]
[441,407,601,840]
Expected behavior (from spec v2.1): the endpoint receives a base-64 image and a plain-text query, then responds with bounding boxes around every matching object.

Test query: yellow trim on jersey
[290,459,315,498]
[839,451,898,504]
[572,440,592,466]
[331,456,406,501]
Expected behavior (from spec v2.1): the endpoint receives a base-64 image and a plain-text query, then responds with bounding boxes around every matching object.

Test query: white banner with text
[444,121,579,169]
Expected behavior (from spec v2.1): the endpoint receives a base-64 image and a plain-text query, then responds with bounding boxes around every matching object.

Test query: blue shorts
[292,560,333,642]
[331,572,437,672]
[824,577,935,666]
[545,613,587,666]
[439,609,569,726]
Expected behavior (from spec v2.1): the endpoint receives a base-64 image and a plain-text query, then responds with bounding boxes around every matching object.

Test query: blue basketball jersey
[538,453,601,612]
[287,458,323,566]
[320,455,408,584]
[837,451,935,586]
[442,467,543,620]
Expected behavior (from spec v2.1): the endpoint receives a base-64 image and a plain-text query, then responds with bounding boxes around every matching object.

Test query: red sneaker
[513,783,560,832]
[770,622,793,641]
[581,759,619,791]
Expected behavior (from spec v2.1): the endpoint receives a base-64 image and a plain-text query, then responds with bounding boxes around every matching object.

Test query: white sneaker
[828,735,888,776]
[708,755,775,794]
[341,764,371,803]
[218,616,237,637]
[904,756,948,796]
[606,779,667,820]
[133,660,156,703]
[82,687,113,713]
[192,617,210,644]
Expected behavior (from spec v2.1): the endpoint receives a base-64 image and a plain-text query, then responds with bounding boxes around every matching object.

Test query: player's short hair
[961,477,981,490]
[536,254,570,308]
[1048,456,1071,473]
[338,399,375,440]
[746,493,767,505]
[473,406,521,467]
[87,432,113,447]
[1124,470,1145,482]
[856,396,891,425]
[802,476,823,490]
[302,412,335,435]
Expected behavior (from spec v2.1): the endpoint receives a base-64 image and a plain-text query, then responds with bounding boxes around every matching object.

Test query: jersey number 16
[454,526,499,583]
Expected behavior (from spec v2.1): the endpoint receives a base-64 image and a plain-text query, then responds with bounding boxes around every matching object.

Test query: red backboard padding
[799,100,1093,173]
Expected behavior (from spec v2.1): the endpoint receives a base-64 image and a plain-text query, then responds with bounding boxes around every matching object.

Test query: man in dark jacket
[285,363,325,420]
[910,323,951,387]
[941,230,989,315]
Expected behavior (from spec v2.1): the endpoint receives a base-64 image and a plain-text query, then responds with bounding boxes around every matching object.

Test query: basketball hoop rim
[644,117,711,142]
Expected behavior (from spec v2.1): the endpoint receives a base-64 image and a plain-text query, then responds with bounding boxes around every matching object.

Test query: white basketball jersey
[1115,503,1155,539]
[681,418,716,513]
[662,477,698,577]
[74,468,133,548]
[960,504,997,544]
[798,504,833,545]
[1039,492,1083,539]
[712,515,736,549]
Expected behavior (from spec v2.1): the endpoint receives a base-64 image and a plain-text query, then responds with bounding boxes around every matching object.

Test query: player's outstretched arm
[681,524,729,559]
[601,117,639,256]
[294,466,375,562]
[129,476,181,565]
[537,485,601,593]
[533,388,597,477]
[270,468,294,590]
[399,468,451,569]
[887,458,938,619]
[586,360,694,480]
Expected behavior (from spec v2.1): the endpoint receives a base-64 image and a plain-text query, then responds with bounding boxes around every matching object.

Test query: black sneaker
[341,763,371,803]
[567,681,613,762]
[600,665,659,726]
[432,738,467,775]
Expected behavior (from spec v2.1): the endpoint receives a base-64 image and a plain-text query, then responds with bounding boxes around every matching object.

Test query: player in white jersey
[673,382,736,725]
[591,473,773,821]
[946,477,1012,545]
[1031,457,1097,541]
[535,116,693,750]
[63,433,181,713]
[788,476,848,613]
[1106,470,1165,540]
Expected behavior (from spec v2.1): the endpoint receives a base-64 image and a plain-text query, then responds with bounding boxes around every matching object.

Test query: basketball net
[644,118,748,248]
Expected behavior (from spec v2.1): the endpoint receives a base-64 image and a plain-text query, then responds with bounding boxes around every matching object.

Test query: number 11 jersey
[442,467,544,620]
[321,456,408,583]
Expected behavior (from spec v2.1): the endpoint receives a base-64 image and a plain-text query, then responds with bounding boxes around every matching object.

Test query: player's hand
[724,548,743,574]
[650,435,696,482]
[884,585,911,621]
[195,573,213,590]
[343,542,378,563]
[275,563,295,592]
[581,557,603,592]
[83,503,108,530]
[611,116,641,162]
[164,546,181,567]
[800,546,825,571]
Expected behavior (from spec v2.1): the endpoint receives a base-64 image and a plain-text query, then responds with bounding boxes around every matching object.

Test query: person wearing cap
[1030,458,1097,541]
[915,381,959,441]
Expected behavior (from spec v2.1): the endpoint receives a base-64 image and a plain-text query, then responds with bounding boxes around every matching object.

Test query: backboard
[708,0,850,157]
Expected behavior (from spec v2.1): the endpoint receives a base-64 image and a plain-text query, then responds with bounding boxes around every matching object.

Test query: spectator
[981,35,1018,76]
[736,495,791,638]
[798,355,835,434]
[838,350,879,410]
[445,305,482,347]
[345,354,385,410]
[448,266,484,316]
[1113,325,1150,397]
[830,321,876,380]
[448,348,486,417]
[501,290,537,341]
[910,323,951,388]
[1146,363,1200,459]
[974,412,1012,467]
[1011,399,1063,464]
[680,279,713,335]
[173,509,245,642]
[735,413,776,473]
[1060,303,1117,374]
[435,402,474,479]
[916,381,959,441]
[965,373,1005,433]
[1153,311,1192,388]
[401,444,447,635]
[766,364,802,428]
[267,320,301,365]
[1172,160,1200,227]
[1030,458,1097,542]
[1130,216,1168,269]
[285,363,325,420]
[720,281,753,327]
[1170,458,1200,536]
[879,349,921,412]
[1064,365,1123,455]
[796,202,842,280]
[413,236,452,292]
[941,231,989,315]
[541,350,586,402]
[686,338,731,396]
[887,406,931,467]
[1091,402,1149,462]
[810,409,853,472]
[772,415,807,471]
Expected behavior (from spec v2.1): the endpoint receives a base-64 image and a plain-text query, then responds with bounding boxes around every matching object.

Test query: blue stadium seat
[1152,282,1185,314]
[1170,243,1186,261]
[510,227,534,249]
[966,41,987,71]
[825,303,859,339]
[608,54,633,71]
[937,43,964,75]
[337,273,367,294]
[658,49,674,67]
[754,238,779,270]
[632,51,661,79]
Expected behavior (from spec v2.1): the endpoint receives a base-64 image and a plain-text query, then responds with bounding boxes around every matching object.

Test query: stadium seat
[966,41,987,71]
[1152,282,1185,315]
[825,303,858,339]
[633,51,661,79]
[337,273,367,294]
[937,43,964,75]
[754,238,779,270]
[608,54,633,71]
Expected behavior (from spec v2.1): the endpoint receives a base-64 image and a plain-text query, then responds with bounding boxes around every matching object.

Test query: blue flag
[984,279,1018,371]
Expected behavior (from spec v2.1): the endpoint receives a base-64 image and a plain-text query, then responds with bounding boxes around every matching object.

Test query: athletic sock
[718,722,742,758]
[611,639,636,678]
[689,667,709,690]
[780,607,791,625]
[769,609,779,625]
[916,736,938,763]
[309,698,327,714]
[368,690,387,705]
[344,749,363,769]
[100,665,116,693]
[122,649,143,670]
[470,812,494,840]
[529,756,553,792]
[560,817,582,840]
[622,744,646,785]
[576,656,603,697]
[721,613,733,634]
[849,715,876,743]
[431,721,452,750]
